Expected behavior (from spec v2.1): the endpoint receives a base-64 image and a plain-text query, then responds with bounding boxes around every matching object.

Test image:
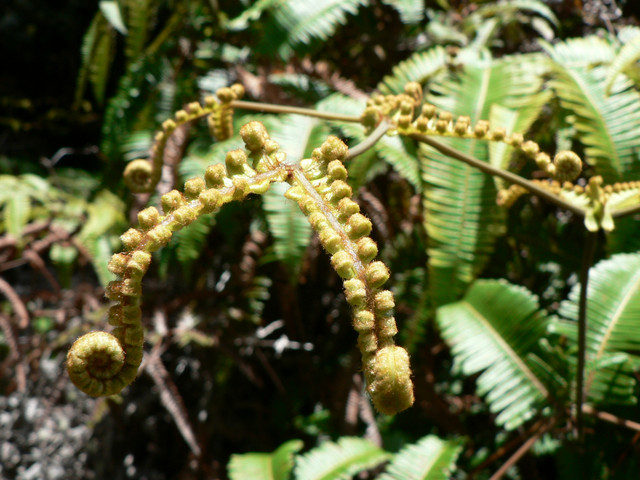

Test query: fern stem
[610,203,640,218]
[410,133,587,217]
[576,230,598,441]
[488,419,555,480]
[346,118,391,160]
[582,404,640,433]
[230,100,361,123]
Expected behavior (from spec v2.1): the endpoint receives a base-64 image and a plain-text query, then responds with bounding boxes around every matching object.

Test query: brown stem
[488,420,555,480]
[231,100,361,123]
[583,404,640,433]
[409,133,587,217]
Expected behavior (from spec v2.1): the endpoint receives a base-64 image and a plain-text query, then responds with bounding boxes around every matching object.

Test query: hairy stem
[231,100,361,123]
[410,133,587,217]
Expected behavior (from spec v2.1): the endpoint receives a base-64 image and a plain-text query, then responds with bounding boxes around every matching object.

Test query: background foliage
[2,0,640,479]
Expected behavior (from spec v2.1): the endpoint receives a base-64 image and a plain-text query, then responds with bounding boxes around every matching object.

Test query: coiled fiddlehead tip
[553,150,582,183]
[123,159,153,193]
[368,346,414,415]
[67,331,127,397]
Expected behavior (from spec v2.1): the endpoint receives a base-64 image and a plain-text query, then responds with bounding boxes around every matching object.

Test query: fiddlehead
[67,120,287,396]
[285,136,414,415]
[123,84,246,193]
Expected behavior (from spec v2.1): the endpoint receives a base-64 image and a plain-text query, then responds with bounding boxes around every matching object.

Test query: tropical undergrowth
[3,1,640,479]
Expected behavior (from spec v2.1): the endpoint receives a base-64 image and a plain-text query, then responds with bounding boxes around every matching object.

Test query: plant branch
[488,419,555,480]
[576,231,598,441]
[611,203,640,218]
[409,133,587,217]
[583,405,640,433]
[346,118,391,160]
[230,100,361,123]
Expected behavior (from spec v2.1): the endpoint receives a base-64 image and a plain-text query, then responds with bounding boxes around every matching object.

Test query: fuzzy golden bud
[365,261,390,288]
[331,251,356,279]
[172,206,197,227]
[508,133,524,148]
[327,160,348,181]
[175,110,189,123]
[161,190,185,214]
[184,177,206,200]
[368,346,414,415]
[138,207,161,230]
[187,102,203,115]
[553,150,582,182]
[162,118,177,131]
[216,87,235,103]
[320,136,348,161]
[347,213,372,240]
[358,331,377,353]
[120,228,144,251]
[344,279,367,307]
[205,164,227,188]
[146,225,172,250]
[421,104,437,119]
[374,290,395,314]
[199,189,220,213]
[353,310,375,332]
[232,177,250,200]
[127,250,152,277]
[337,198,360,220]
[356,237,378,263]
[474,120,490,137]
[107,253,129,276]
[230,83,245,99]
[318,228,342,254]
[522,140,540,157]
[240,121,269,152]
[225,149,249,175]
[329,180,352,202]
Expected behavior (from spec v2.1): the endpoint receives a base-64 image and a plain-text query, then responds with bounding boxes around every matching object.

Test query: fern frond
[553,253,640,406]
[604,33,640,96]
[381,0,426,25]
[422,54,545,305]
[464,0,559,37]
[377,46,448,95]
[124,0,152,63]
[263,182,313,274]
[380,435,463,480]
[437,280,551,430]
[293,437,389,480]
[228,439,303,480]
[542,37,640,182]
[272,0,369,59]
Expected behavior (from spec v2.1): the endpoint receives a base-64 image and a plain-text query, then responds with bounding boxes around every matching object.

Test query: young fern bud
[286,139,414,415]
[553,150,582,183]
[123,159,153,193]
[240,121,269,153]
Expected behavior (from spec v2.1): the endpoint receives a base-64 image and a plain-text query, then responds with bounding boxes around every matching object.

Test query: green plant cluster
[4,1,640,478]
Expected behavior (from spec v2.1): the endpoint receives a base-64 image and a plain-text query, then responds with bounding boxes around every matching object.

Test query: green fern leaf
[542,37,640,181]
[89,13,115,106]
[464,0,559,38]
[422,54,544,305]
[263,182,313,274]
[604,33,640,96]
[228,439,304,480]
[376,135,421,190]
[437,280,551,430]
[174,214,216,272]
[553,253,640,406]
[272,0,369,59]
[293,437,389,480]
[380,435,463,480]
[99,1,127,34]
[124,0,152,62]
[381,0,426,25]
[377,46,448,95]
